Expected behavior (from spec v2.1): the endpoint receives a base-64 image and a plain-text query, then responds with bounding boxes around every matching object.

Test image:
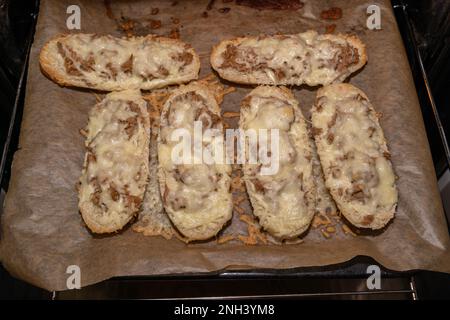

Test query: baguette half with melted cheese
[78,90,150,233]
[158,83,233,241]
[40,33,200,91]
[211,30,366,86]
[240,86,316,239]
[311,84,398,229]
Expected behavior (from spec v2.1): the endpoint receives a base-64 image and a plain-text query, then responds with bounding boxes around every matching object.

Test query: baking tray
[0,0,448,299]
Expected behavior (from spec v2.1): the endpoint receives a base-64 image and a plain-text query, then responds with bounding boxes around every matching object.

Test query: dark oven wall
[404,0,450,177]
[0,0,39,191]
[395,0,450,223]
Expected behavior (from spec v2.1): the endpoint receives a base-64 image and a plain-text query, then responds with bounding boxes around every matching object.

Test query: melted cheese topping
[158,86,232,240]
[49,34,198,90]
[311,84,397,229]
[241,87,316,239]
[78,90,150,232]
[213,31,364,86]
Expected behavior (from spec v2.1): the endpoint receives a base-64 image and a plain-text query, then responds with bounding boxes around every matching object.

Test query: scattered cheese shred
[238,214,268,245]
[238,235,258,245]
[239,214,254,225]
[223,111,240,118]
[234,195,246,206]
[312,213,332,228]
[234,206,245,215]
[342,224,357,237]
[79,128,88,137]
[217,234,235,244]
[93,92,103,103]
[321,229,331,239]
[231,176,245,192]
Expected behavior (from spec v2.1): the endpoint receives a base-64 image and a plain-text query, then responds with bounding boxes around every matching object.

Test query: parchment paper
[1,0,449,291]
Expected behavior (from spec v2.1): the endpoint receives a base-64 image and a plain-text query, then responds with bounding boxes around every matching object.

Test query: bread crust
[210,31,367,86]
[240,86,316,239]
[40,33,200,91]
[311,83,398,230]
